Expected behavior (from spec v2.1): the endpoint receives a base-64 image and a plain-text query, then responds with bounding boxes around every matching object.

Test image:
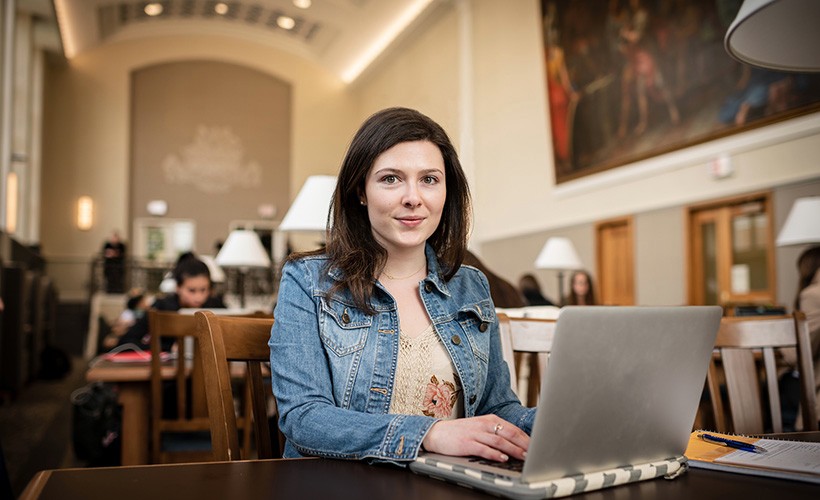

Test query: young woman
[565,270,597,306]
[269,107,534,465]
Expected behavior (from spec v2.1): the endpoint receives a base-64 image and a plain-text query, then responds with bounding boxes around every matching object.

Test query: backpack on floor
[70,382,121,466]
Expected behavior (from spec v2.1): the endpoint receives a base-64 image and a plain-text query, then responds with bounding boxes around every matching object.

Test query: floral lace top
[389,324,463,419]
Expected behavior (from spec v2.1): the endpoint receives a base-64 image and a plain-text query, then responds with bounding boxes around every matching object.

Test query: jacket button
[478,322,488,332]
[451,335,461,345]
[341,312,350,324]
[424,283,433,293]
[469,395,477,405]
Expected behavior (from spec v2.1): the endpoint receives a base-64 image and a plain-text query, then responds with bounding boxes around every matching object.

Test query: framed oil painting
[541,0,820,183]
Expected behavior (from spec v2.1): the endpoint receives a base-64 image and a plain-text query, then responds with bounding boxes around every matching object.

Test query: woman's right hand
[421,415,529,462]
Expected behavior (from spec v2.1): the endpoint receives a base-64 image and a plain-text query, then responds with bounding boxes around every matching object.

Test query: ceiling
[33,0,439,83]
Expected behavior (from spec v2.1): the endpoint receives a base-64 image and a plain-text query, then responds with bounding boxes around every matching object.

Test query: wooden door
[687,192,775,307]
[596,217,634,305]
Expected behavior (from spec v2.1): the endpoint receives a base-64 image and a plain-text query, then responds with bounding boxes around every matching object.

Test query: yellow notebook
[684,431,820,484]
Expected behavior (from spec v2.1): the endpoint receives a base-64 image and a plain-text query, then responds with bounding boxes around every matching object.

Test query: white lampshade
[725,0,820,72]
[776,196,820,246]
[199,255,225,283]
[535,237,583,270]
[278,175,337,232]
[215,230,271,268]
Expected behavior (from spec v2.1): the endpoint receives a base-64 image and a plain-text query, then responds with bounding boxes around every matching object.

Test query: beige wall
[41,34,358,296]
[471,0,552,243]
[634,207,687,306]
[352,1,461,145]
[130,60,290,256]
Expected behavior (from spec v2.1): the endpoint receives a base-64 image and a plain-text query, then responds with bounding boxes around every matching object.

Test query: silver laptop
[410,306,722,498]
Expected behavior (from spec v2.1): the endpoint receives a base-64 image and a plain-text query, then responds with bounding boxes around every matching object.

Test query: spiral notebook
[410,306,723,499]
[685,431,820,484]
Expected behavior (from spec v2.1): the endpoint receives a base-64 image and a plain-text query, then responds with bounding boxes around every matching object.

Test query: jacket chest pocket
[456,299,495,364]
[319,298,372,357]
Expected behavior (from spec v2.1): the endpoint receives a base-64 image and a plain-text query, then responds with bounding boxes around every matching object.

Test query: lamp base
[557,270,565,307]
[236,269,247,309]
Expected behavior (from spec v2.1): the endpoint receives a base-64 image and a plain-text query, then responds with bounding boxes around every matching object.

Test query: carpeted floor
[0,356,88,497]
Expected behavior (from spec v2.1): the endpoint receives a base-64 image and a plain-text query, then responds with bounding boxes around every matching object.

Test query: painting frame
[541,0,820,184]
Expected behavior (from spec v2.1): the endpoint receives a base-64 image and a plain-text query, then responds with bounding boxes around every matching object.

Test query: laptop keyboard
[468,456,525,472]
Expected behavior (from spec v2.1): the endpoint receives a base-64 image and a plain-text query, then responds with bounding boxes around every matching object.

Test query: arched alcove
[130,60,291,260]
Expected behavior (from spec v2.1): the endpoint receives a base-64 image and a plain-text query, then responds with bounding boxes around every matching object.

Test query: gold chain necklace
[382,262,427,280]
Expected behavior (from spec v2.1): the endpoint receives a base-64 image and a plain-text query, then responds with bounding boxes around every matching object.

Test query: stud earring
[360,200,366,206]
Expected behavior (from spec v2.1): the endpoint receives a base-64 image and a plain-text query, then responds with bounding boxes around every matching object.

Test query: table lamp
[215,229,271,308]
[534,237,583,306]
[278,175,337,232]
[725,0,820,72]
[776,196,820,246]
[278,175,337,256]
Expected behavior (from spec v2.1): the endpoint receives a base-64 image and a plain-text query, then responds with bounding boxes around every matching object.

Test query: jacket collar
[423,243,451,297]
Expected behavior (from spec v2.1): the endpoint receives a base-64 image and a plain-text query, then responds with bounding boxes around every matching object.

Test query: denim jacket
[269,245,536,462]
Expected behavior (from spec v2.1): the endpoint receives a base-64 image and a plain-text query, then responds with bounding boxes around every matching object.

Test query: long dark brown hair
[795,246,820,310]
[290,107,472,313]
[565,270,597,306]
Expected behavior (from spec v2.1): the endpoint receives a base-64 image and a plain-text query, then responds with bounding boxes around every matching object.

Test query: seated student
[269,107,534,465]
[565,270,597,306]
[117,254,225,351]
[102,290,150,351]
[518,273,555,306]
[157,251,196,294]
[463,250,527,308]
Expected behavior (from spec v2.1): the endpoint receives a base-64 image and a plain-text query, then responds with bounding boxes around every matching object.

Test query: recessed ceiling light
[293,0,312,8]
[144,2,163,16]
[214,2,229,15]
[277,15,296,30]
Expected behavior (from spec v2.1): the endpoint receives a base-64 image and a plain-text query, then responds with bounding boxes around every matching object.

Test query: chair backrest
[148,310,212,464]
[706,312,818,435]
[497,313,557,407]
[195,310,280,461]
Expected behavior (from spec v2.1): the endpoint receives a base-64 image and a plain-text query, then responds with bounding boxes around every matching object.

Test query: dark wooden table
[20,455,820,500]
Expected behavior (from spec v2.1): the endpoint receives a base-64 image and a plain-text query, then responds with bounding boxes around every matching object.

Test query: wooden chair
[195,310,282,461]
[706,312,818,435]
[148,310,213,464]
[497,313,557,407]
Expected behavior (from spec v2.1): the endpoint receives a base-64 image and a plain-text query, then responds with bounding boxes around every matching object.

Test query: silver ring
[494,423,503,435]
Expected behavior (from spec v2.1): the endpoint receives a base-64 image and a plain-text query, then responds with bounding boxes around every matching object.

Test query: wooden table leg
[117,383,149,465]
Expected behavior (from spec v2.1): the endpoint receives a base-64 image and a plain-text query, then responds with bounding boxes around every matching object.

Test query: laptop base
[410,455,688,499]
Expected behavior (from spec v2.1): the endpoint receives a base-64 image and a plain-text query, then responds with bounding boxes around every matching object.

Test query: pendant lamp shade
[725,0,820,72]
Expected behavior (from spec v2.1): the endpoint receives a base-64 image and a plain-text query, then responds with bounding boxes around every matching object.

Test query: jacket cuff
[373,414,438,462]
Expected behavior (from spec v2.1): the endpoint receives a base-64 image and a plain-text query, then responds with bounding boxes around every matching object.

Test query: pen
[698,433,767,453]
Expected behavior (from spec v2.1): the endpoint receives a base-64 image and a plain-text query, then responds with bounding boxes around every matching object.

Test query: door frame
[685,190,776,306]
